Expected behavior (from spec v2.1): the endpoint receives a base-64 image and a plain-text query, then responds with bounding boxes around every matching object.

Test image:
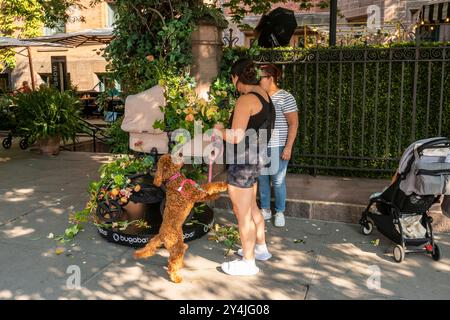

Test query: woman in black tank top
[213,59,275,277]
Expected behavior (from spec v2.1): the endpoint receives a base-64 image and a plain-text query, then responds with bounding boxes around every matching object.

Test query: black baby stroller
[360,137,449,263]
[0,101,33,150]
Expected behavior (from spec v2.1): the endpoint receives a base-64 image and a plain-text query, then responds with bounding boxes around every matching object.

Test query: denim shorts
[227,164,260,189]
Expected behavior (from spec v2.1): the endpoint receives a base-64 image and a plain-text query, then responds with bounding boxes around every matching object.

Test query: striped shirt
[269,89,298,147]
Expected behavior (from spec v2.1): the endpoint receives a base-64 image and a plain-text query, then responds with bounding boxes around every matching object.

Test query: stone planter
[38,136,61,156]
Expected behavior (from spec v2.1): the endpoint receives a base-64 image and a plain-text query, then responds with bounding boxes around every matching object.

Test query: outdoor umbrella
[0,37,69,49]
[0,37,69,89]
[26,28,114,47]
[255,7,298,48]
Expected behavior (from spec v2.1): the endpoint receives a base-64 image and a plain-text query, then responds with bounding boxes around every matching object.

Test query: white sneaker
[274,212,285,227]
[237,245,272,261]
[261,208,272,220]
[221,259,259,276]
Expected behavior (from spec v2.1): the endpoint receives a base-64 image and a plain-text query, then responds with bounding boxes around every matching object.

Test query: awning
[0,37,69,48]
[25,28,114,47]
[420,1,450,23]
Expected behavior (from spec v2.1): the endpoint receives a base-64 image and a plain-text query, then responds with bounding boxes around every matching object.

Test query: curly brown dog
[133,154,227,283]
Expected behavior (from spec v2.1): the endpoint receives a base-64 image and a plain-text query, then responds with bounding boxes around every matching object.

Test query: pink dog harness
[166,172,204,197]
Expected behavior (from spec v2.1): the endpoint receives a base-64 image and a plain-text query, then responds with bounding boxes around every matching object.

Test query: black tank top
[227,92,276,165]
[229,91,274,132]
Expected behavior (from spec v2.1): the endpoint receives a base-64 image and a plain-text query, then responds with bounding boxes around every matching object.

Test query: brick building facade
[338,0,429,26]
[7,0,114,92]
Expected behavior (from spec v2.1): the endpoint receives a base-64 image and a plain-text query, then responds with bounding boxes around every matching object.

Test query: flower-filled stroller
[95,85,215,247]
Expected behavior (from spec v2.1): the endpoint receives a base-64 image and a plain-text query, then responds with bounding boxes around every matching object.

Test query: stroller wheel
[432,244,442,261]
[96,200,123,223]
[19,138,29,150]
[2,137,12,149]
[393,245,405,263]
[360,221,373,235]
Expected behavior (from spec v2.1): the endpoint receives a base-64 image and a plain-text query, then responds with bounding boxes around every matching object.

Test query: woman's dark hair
[231,58,260,85]
[260,64,282,84]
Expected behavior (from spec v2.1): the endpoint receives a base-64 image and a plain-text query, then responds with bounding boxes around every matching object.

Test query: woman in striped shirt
[258,64,299,227]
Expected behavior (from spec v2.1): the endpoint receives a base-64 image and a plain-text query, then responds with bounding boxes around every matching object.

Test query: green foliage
[103,0,199,95]
[95,219,149,231]
[208,223,241,256]
[13,86,82,143]
[181,164,208,182]
[280,46,450,178]
[154,65,233,136]
[0,94,14,130]
[105,116,129,154]
[191,3,228,28]
[208,42,261,115]
[220,43,450,178]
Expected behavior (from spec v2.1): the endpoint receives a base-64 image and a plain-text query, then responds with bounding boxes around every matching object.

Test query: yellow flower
[185,114,195,122]
[198,98,208,107]
[206,106,218,120]
[185,107,198,115]
[187,94,197,105]
[146,55,155,62]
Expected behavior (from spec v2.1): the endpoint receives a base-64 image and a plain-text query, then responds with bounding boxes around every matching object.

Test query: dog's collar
[164,172,204,197]
[166,172,181,184]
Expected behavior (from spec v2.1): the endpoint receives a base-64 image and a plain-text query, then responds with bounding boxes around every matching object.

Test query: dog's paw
[169,273,183,283]
[218,182,228,191]
[133,249,151,259]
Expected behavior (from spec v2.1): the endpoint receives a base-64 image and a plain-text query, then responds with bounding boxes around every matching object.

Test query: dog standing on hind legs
[133,154,227,283]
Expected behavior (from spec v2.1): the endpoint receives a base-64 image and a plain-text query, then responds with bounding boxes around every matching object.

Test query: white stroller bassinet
[121,85,169,154]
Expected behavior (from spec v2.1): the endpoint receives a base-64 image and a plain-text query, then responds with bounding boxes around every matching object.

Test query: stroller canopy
[398,137,450,196]
[121,85,169,154]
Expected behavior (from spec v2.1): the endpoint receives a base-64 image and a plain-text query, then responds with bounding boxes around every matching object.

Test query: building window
[39,73,71,88]
[96,73,120,93]
[44,21,66,36]
[410,9,420,24]
[347,16,368,28]
[106,2,118,28]
[39,73,51,86]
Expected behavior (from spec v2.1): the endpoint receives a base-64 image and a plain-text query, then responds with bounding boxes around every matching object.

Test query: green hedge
[219,44,450,178]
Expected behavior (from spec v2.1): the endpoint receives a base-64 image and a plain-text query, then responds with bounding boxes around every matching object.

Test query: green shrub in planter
[105,116,130,154]
[14,86,82,155]
[0,95,14,130]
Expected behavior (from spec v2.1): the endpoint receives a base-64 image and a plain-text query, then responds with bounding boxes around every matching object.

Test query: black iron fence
[255,46,450,177]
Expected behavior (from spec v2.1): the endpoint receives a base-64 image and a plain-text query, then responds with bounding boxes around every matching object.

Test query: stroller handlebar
[401,137,450,179]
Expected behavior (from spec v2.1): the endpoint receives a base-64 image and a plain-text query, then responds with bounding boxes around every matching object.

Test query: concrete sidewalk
[1,143,450,300]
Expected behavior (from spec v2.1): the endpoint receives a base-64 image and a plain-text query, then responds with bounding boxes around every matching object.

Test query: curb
[215,194,450,233]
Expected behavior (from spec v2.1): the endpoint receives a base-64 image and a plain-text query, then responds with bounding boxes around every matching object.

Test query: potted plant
[14,86,82,155]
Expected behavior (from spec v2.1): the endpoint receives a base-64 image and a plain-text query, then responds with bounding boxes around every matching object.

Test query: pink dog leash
[208,132,223,183]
